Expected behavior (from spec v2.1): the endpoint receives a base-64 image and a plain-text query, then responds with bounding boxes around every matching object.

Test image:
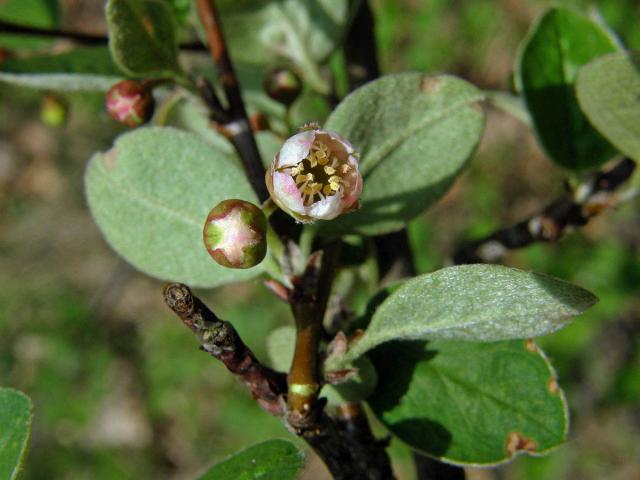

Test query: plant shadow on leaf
[367,341,453,457]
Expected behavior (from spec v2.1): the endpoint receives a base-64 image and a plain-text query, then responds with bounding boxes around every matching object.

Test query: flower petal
[272,170,305,214]
[307,194,343,220]
[276,130,315,168]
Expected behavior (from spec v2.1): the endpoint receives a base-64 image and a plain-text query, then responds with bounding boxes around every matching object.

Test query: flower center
[283,139,352,206]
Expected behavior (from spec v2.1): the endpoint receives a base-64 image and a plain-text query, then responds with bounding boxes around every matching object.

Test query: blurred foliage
[1,0,639,479]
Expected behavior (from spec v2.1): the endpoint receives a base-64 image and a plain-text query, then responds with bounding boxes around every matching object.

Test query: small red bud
[263,68,303,107]
[203,199,268,269]
[105,80,155,127]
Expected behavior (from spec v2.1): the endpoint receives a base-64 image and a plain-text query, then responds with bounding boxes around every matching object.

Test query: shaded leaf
[85,127,263,287]
[106,0,181,77]
[0,388,33,480]
[199,439,304,480]
[343,265,596,362]
[576,51,640,162]
[516,7,619,170]
[368,340,567,465]
[0,0,59,49]
[0,47,123,91]
[321,73,485,236]
[217,0,349,92]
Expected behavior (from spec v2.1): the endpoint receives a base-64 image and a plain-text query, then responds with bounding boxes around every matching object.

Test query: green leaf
[0,388,33,480]
[0,47,123,91]
[368,340,568,465]
[321,73,485,236]
[576,51,640,162]
[516,7,619,170]
[343,265,597,362]
[216,0,349,93]
[0,0,59,49]
[266,325,295,372]
[85,127,263,287]
[106,0,181,77]
[199,439,304,480]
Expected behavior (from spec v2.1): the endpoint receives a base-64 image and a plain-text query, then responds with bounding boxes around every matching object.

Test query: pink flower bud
[266,126,362,223]
[105,80,155,127]
[203,199,267,269]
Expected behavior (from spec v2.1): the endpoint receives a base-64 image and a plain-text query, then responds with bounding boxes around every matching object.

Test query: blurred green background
[1,0,639,479]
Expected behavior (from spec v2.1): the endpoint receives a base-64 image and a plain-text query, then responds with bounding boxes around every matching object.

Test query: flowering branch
[454,157,637,264]
[195,0,269,202]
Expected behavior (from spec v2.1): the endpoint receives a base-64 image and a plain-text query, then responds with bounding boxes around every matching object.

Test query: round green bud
[203,199,268,269]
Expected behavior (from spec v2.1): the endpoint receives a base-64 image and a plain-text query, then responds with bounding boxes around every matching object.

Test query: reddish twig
[195,0,269,202]
[163,283,286,415]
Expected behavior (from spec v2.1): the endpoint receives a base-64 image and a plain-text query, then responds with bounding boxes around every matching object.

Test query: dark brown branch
[454,157,637,264]
[163,283,287,415]
[0,20,206,51]
[344,0,380,91]
[333,403,394,480]
[195,0,269,202]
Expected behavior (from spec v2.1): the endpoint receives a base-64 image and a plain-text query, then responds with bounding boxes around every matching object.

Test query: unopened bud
[203,199,267,269]
[40,94,68,127]
[263,68,303,106]
[105,80,155,127]
[266,126,362,223]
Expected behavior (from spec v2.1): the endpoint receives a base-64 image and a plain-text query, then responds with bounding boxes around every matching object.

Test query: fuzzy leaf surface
[343,265,597,361]
[368,340,567,465]
[217,0,348,91]
[85,127,262,287]
[0,388,33,480]
[321,73,485,236]
[106,0,181,77]
[0,47,123,91]
[576,51,640,162]
[516,7,618,170]
[199,439,304,480]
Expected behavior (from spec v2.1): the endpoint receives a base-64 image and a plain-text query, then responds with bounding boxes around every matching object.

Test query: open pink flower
[266,126,362,223]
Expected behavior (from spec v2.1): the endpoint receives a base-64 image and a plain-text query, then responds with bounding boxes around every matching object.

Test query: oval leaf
[344,265,597,361]
[368,340,568,465]
[0,388,33,480]
[576,51,640,162]
[199,439,304,480]
[0,47,123,91]
[85,127,263,287]
[106,0,181,77]
[321,73,485,236]
[516,7,619,170]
